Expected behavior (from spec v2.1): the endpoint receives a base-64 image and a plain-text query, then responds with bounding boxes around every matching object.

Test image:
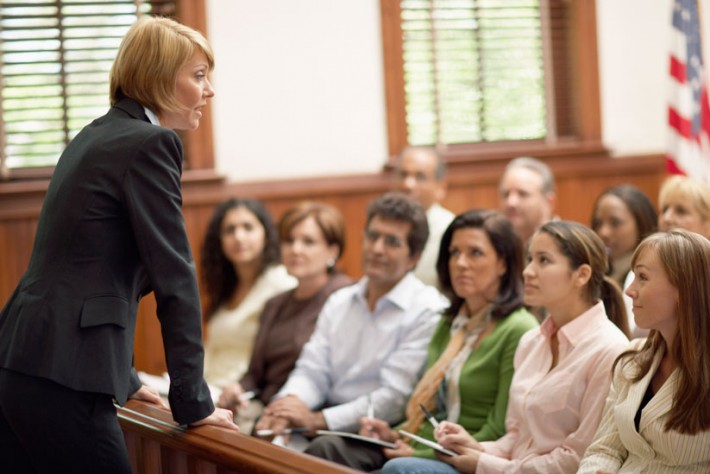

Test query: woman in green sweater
[306,209,538,471]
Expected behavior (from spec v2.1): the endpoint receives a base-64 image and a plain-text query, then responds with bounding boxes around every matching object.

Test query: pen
[367,394,375,434]
[419,403,439,428]
[255,427,308,437]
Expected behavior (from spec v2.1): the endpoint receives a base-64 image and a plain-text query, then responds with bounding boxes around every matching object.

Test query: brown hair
[614,230,710,434]
[279,201,346,270]
[436,209,524,319]
[537,221,630,337]
[110,17,214,113]
[366,192,429,258]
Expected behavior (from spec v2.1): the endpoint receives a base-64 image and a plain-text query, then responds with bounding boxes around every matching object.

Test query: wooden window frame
[380,0,604,164]
[1,0,214,181]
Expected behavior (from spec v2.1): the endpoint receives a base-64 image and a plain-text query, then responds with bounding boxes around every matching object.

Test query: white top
[414,203,455,288]
[203,265,296,387]
[143,106,160,125]
[277,272,449,432]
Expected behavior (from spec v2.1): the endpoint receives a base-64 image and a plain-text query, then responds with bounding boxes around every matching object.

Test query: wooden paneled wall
[0,153,666,374]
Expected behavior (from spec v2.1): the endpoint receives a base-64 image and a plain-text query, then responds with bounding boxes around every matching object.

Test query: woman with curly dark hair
[201,198,295,388]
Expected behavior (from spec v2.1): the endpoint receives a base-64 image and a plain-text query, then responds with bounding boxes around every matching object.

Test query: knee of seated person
[305,435,346,459]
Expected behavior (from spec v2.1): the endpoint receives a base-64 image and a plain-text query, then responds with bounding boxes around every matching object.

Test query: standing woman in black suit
[0,17,237,473]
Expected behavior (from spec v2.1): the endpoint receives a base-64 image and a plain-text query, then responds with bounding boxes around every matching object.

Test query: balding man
[393,147,455,287]
[499,157,556,244]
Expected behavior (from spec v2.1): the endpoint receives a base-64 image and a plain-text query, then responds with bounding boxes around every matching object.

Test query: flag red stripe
[670,55,686,83]
[665,155,688,175]
[668,106,693,139]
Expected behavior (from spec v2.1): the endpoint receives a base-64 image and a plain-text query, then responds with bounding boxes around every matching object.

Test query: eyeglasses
[364,229,405,249]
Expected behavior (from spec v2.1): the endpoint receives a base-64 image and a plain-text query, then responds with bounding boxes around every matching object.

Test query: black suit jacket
[0,98,213,424]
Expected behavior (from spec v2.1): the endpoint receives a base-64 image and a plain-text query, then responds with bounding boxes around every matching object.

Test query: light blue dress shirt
[277,272,449,432]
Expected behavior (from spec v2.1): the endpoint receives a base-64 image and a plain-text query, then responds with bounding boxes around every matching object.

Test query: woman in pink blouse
[382,221,629,474]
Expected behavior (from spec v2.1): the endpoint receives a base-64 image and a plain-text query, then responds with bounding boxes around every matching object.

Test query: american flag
[668,0,710,182]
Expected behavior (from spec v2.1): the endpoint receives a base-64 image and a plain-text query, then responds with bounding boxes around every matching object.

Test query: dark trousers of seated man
[306,434,389,473]
[0,368,131,474]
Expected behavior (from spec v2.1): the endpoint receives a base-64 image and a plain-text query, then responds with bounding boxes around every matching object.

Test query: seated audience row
[199,160,710,474]
[377,221,630,473]
[200,152,556,396]
[305,209,538,470]
[255,193,449,437]
[217,202,353,431]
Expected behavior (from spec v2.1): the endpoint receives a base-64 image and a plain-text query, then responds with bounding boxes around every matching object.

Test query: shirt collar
[542,301,607,346]
[143,106,161,126]
[355,272,419,311]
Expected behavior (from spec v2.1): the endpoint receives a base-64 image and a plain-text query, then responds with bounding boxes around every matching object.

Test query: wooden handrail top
[117,399,360,474]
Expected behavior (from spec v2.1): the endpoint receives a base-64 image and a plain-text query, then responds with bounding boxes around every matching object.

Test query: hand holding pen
[359,394,396,442]
[434,421,483,452]
[358,417,397,442]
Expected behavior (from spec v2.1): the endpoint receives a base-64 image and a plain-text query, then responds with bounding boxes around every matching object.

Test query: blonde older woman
[0,17,236,473]
[658,175,710,238]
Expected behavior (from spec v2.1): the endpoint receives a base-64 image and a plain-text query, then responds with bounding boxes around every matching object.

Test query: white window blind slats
[1,1,172,168]
[400,0,547,146]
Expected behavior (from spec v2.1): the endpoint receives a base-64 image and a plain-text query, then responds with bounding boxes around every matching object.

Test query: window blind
[401,0,548,146]
[0,0,175,169]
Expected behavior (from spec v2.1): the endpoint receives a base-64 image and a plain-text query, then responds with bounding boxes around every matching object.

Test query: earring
[326,258,336,269]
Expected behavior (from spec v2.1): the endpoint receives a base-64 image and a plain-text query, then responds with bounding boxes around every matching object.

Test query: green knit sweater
[409,306,538,459]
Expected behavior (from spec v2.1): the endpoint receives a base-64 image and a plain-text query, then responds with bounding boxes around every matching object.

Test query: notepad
[314,430,398,449]
[398,429,456,456]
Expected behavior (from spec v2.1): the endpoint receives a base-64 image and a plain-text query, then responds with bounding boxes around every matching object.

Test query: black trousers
[305,434,387,473]
[0,368,131,474]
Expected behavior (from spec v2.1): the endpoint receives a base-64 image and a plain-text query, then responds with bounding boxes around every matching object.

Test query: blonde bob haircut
[658,175,710,223]
[110,16,214,113]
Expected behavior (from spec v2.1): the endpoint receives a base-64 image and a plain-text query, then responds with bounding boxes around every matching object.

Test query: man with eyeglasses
[255,192,448,450]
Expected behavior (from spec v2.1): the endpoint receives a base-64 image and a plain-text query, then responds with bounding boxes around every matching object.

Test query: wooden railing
[117,400,359,474]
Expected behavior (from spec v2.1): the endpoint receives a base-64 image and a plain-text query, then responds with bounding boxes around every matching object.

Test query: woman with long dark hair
[591,184,657,338]
[201,198,295,388]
